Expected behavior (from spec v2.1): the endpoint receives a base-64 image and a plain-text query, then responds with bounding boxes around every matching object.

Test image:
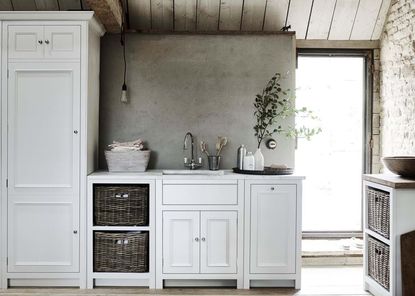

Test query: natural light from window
[296,56,364,232]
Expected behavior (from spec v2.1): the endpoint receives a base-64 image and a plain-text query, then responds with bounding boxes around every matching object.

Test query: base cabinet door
[200,211,237,274]
[249,184,297,274]
[163,211,200,274]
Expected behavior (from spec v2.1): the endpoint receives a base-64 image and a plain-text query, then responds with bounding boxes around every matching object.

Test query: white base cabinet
[153,176,303,290]
[0,12,104,289]
[156,179,244,289]
[244,180,302,289]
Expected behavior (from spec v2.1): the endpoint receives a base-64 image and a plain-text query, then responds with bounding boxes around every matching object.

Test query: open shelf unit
[87,177,156,288]
[363,179,415,296]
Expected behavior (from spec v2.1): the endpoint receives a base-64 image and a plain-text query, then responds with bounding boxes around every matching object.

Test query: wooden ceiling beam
[85,0,122,33]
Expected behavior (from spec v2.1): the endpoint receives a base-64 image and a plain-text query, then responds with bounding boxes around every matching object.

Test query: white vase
[254,148,264,171]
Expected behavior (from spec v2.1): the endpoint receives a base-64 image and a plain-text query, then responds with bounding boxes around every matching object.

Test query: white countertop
[88,170,305,180]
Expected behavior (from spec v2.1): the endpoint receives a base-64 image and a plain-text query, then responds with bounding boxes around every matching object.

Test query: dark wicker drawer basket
[367,186,390,239]
[368,235,390,291]
[94,184,149,226]
[94,232,149,273]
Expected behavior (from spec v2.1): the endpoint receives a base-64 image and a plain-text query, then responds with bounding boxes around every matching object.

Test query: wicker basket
[368,235,390,291]
[105,150,151,172]
[94,232,149,273]
[94,185,149,226]
[367,186,390,239]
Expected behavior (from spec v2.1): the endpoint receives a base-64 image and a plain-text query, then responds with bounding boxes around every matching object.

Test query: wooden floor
[0,267,371,296]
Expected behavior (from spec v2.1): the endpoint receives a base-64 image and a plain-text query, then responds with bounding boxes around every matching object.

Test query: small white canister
[243,152,255,170]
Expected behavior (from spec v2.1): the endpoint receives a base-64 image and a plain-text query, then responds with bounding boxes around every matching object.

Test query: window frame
[296,49,373,238]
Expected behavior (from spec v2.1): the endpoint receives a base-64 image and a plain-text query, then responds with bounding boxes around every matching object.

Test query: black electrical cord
[121,6,127,93]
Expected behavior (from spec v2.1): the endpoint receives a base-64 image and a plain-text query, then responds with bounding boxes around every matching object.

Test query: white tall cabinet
[0,12,104,288]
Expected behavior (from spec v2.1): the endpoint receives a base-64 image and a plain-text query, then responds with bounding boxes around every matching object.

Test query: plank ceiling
[0,0,392,40]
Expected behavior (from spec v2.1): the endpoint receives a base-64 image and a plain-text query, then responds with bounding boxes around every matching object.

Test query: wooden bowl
[382,156,415,178]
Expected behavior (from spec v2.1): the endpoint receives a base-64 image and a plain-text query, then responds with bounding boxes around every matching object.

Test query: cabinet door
[250,184,297,274]
[200,211,237,274]
[163,211,200,273]
[7,62,80,272]
[8,26,44,59]
[44,26,80,59]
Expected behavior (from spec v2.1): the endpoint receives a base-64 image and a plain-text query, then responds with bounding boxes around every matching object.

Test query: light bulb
[120,83,128,103]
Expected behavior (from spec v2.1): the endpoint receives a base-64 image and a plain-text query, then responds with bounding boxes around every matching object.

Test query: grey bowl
[382,156,415,178]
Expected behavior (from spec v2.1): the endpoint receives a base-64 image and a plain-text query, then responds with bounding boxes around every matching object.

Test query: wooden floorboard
[0,267,371,296]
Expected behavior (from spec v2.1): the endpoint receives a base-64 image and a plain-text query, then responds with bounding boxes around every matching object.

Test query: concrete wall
[379,0,415,158]
[99,34,296,169]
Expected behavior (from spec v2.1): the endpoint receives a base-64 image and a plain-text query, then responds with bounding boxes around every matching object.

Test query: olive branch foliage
[254,73,321,148]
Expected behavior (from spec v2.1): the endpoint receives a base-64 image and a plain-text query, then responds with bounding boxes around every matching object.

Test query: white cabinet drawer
[163,184,238,205]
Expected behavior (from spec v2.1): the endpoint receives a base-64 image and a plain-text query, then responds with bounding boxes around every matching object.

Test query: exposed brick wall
[379,0,415,162]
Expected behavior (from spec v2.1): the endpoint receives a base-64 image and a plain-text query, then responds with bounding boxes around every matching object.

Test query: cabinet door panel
[7,62,80,196]
[8,26,44,59]
[163,211,199,273]
[7,62,80,272]
[250,184,297,274]
[200,211,237,274]
[44,26,80,59]
[8,199,79,272]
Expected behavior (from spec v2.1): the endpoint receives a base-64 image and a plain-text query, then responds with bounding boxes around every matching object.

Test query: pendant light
[120,6,128,104]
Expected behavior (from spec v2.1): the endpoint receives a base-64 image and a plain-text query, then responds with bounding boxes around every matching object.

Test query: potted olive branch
[253,73,321,150]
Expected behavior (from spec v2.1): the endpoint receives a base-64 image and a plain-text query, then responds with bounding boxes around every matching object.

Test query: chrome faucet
[183,132,202,170]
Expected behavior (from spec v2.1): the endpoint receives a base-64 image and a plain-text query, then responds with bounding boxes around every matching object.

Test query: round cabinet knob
[74,130,78,134]
[201,237,206,242]
[195,237,199,242]
[45,40,50,44]
[271,187,275,191]
[38,40,43,44]
[73,230,78,234]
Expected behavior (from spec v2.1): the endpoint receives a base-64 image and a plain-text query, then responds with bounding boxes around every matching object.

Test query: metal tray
[232,167,294,175]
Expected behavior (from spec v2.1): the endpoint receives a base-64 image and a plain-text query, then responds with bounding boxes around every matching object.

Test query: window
[296,51,372,235]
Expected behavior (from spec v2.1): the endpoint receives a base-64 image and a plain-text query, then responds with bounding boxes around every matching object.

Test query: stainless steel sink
[162,170,224,175]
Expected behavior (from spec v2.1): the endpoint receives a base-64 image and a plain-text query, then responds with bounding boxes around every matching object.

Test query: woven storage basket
[367,186,390,239]
[105,150,150,172]
[368,235,390,291]
[94,232,149,273]
[94,185,149,226]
